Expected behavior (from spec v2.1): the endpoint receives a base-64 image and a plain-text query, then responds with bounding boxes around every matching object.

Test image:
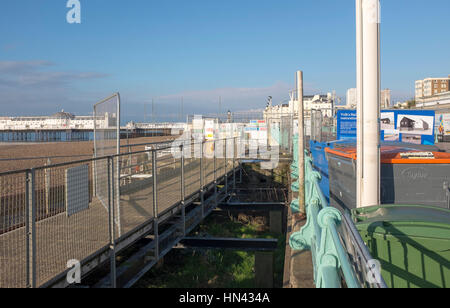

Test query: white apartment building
[415,80,424,99]
[345,88,391,109]
[381,89,391,109]
[416,91,450,109]
[416,76,450,99]
[282,92,334,118]
[346,88,357,109]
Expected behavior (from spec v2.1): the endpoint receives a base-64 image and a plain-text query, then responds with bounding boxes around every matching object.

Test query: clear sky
[0,0,449,122]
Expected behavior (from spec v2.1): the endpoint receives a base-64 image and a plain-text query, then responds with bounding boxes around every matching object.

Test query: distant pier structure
[0,111,104,143]
[122,122,186,139]
[0,111,186,143]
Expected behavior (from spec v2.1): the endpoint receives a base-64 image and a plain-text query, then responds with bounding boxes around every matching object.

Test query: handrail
[289,151,365,288]
[0,137,237,175]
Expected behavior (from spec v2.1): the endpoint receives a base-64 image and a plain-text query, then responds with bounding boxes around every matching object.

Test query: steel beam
[216,202,285,212]
[178,237,278,251]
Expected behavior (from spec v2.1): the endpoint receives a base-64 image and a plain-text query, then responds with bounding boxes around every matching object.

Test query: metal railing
[0,137,242,288]
[289,152,387,288]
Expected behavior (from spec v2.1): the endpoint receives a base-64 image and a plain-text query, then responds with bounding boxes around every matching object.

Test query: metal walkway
[0,138,239,288]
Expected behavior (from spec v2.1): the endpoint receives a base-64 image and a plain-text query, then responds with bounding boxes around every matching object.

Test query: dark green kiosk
[352,205,450,288]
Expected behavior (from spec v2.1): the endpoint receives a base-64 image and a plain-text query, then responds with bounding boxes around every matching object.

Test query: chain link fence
[0,137,240,288]
[310,109,337,143]
[188,111,296,157]
[93,93,121,236]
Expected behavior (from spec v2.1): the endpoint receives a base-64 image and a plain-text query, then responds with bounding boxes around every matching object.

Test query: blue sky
[0,0,449,122]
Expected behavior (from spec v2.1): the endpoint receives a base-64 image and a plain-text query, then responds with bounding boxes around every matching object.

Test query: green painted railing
[290,135,300,212]
[289,152,361,288]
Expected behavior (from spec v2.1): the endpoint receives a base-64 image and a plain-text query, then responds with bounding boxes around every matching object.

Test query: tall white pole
[356,0,363,208]
[357,0,381,208]
[297,70,305,214]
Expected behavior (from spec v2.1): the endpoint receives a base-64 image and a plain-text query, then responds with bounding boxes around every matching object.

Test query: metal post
[108,157,117,288]
[239,160,242,184]
[180,144,186,236]
[26,169,36,288]
[115,94,122,238]
[44,158,51,216]
[233,137,236,191]
[214,139,218,207]
[200,140,205,218]
[152,151,159,259]
[297,70,306,215]
[225,138,228,195]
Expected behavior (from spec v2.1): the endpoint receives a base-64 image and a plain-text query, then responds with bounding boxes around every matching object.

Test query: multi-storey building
[416,76,450,99]
[264,92,335,119]
[381,89,391,109]
[289,93,335,118]
[345,88,391,109]
[346,88,357,109]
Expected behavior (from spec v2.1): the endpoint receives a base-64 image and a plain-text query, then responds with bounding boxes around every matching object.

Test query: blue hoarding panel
[336,110,435,145]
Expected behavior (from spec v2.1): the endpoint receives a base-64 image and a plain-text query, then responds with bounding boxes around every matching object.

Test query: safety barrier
[289,152,387,288]
[0,137,242,288]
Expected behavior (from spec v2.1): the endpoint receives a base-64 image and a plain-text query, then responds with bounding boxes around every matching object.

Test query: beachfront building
[0,111,111,131]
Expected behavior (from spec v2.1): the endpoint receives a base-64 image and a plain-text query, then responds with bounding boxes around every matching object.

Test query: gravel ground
[0,136,177,173]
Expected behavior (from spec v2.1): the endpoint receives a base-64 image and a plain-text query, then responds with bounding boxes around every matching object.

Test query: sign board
[204,119,215,140]
[437,113,450,136]
[337,110,435,145]
[244,120,267,146]
[192,117,204,133]
[65,165,90,217]
[336,111,358,139]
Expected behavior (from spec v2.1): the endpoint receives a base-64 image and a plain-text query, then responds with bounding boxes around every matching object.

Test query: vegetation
[406,99,416,109]
[134,213,286,288]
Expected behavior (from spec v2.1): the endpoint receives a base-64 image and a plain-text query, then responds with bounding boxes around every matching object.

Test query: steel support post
[26,169,36,288]
[152,151,159,259]
[180,144,186,236]
[214,140,218,207]
[225,139,228,195]
[297,70,305,215]
[108,157,117,288]
[233,137,236,191]
[200,141,205,218]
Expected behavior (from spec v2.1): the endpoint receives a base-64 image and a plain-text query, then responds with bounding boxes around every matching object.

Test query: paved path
[437,142,450,153]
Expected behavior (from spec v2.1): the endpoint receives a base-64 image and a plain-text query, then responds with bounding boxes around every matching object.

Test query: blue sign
[336,110,436,145]
[336,110,357,140]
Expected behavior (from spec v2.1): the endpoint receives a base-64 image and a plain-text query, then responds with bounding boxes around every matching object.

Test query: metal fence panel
[0,171,28,288]
[116,151,154,235]
[33,159,110,287]
[204,140,215,186]
[215,139,226,179]
[94,93,121,236]
[184,143,201,197]
[0,137,240,288]
[156,152,182,215]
